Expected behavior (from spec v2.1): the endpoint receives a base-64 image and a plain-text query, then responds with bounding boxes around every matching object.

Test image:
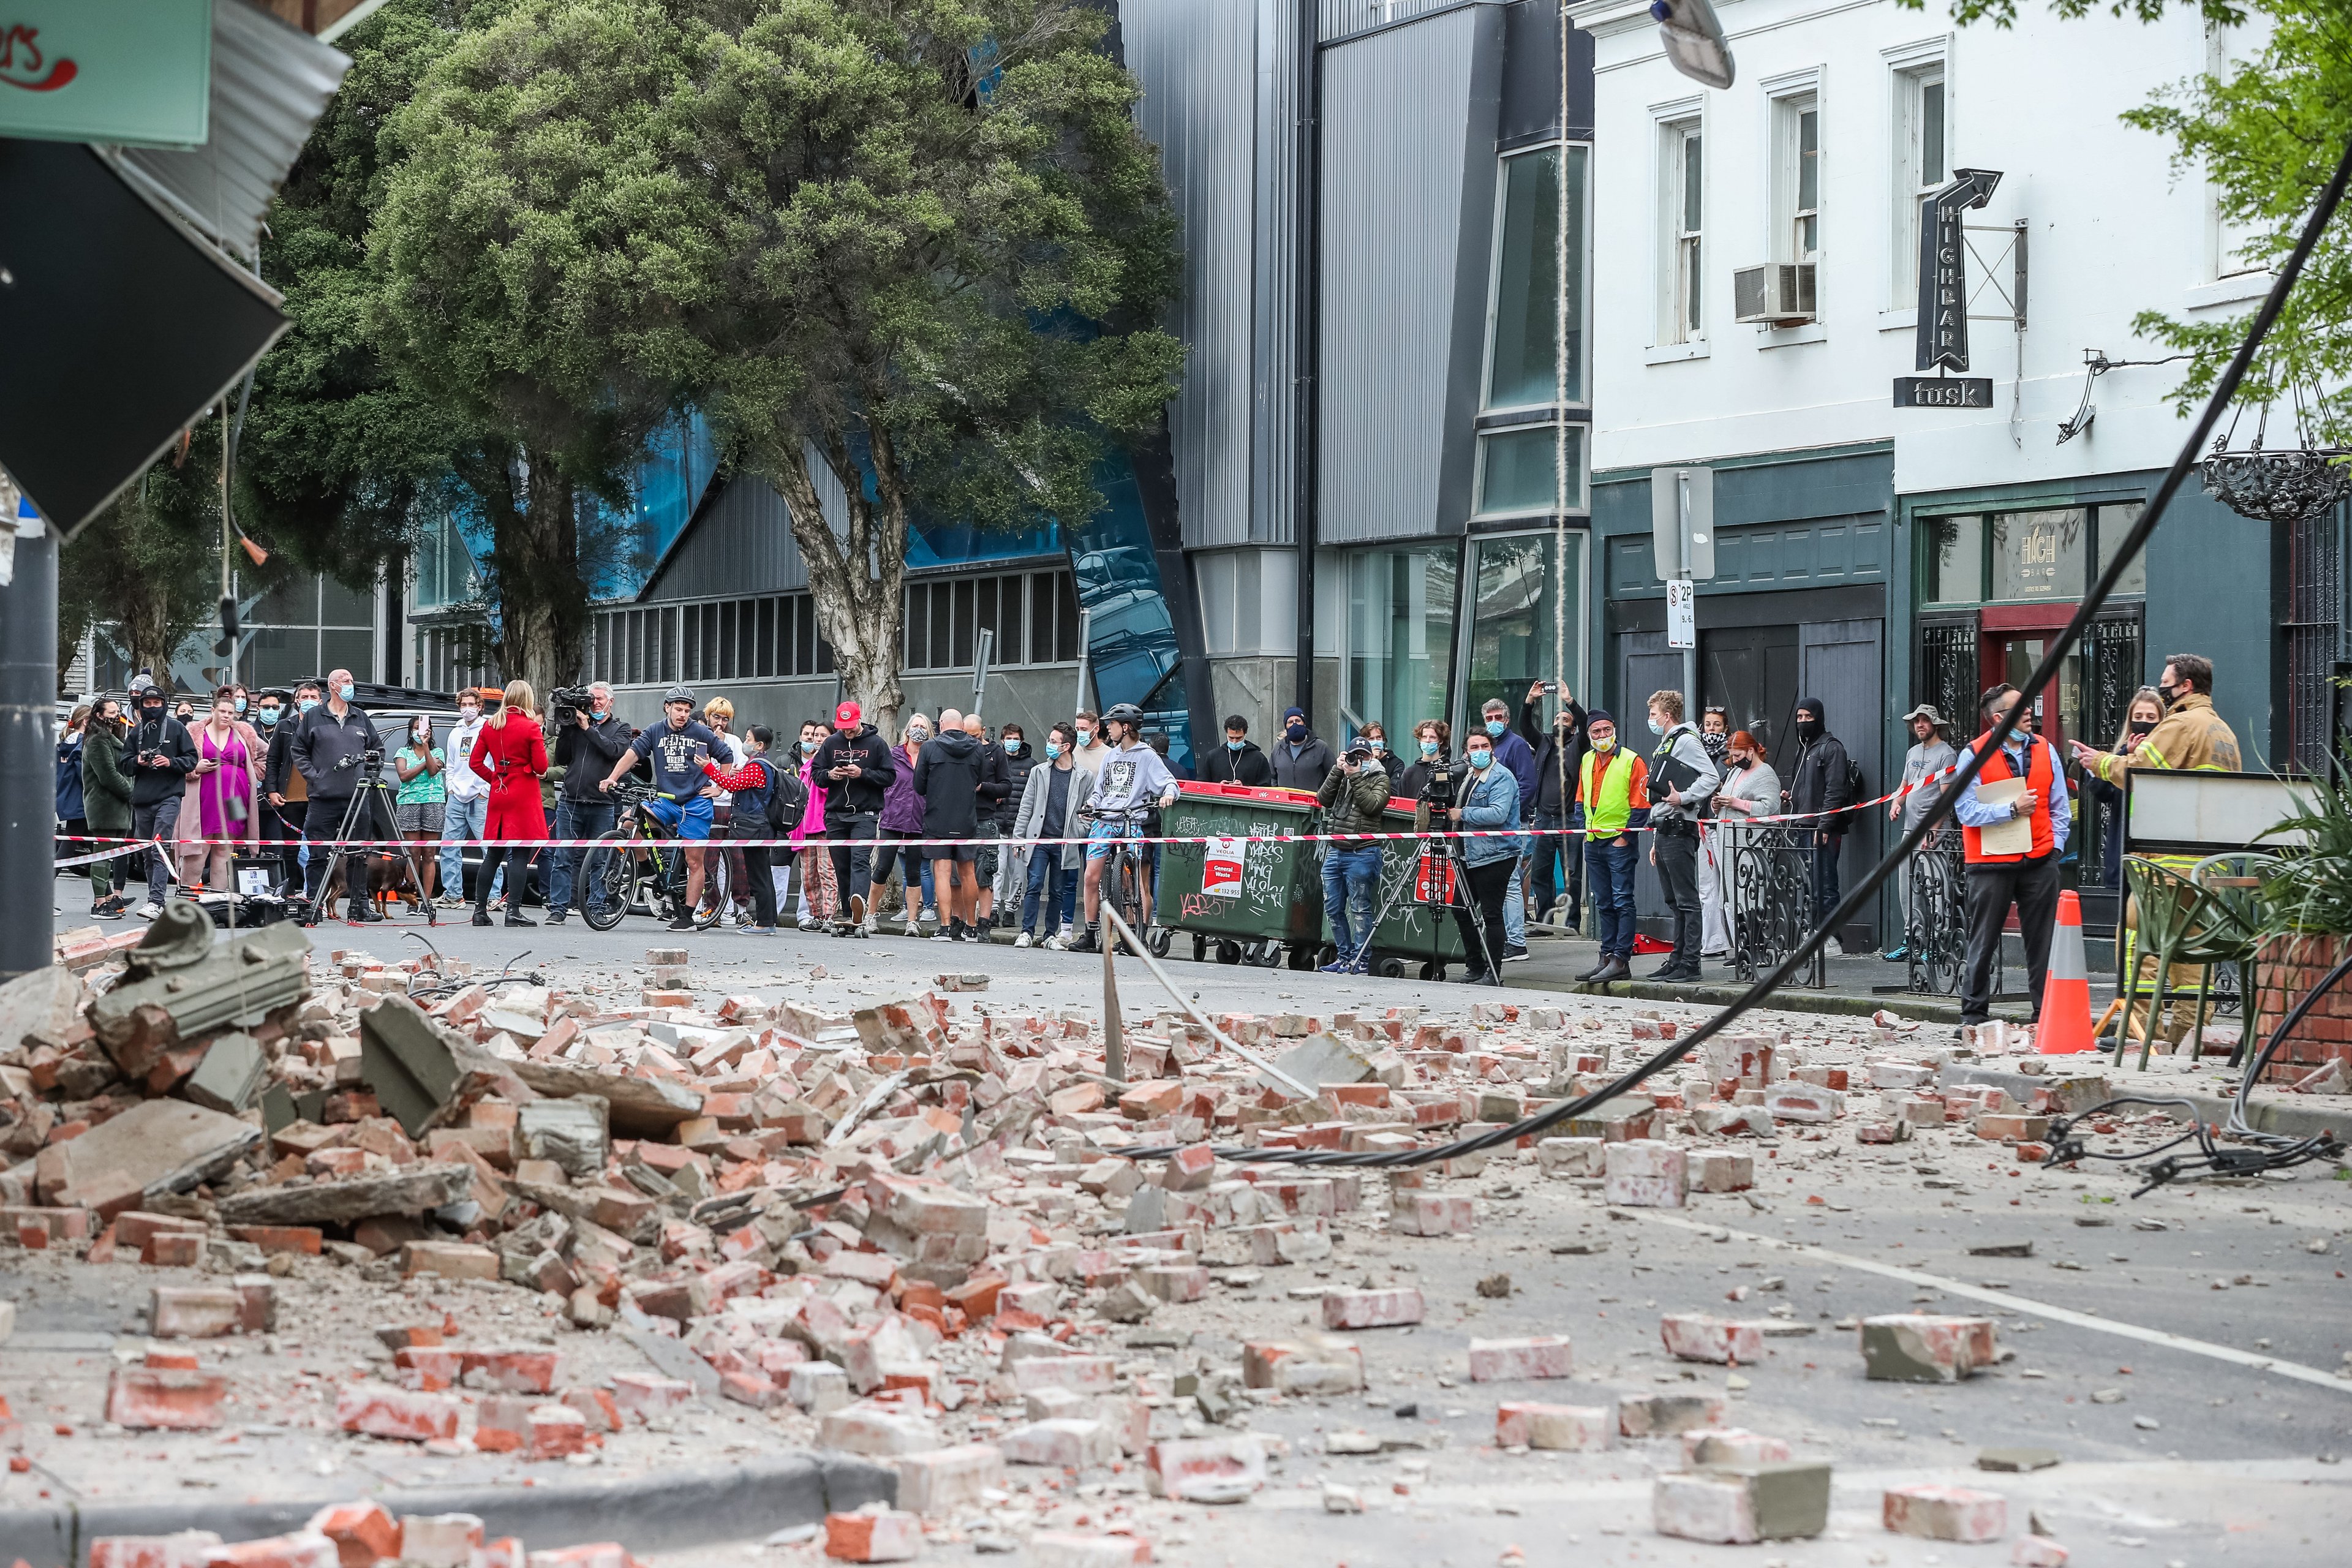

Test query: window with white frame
[1892,59,1948,306]
[1773,91,1822,265]
[2206,23,2267,279]
[1659,117,1704,343]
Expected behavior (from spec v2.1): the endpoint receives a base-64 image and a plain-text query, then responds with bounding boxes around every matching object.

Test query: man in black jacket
[1201,715,1274,786]
[1784,696,1856,935]
[914,707,986,940]
[1270,707,1333,791]
[291,667,385,924]
[125,679,197,918]
[546,680,634,924]
[812,698,896,929]
[988,720,1039,926]
[1518,680,1590,929]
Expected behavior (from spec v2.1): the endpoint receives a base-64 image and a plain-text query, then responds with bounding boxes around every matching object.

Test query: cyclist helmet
[663,684,695,706]
[1104,703,1145,730]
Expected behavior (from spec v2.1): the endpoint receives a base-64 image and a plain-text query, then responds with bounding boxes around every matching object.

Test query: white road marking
[1636,1210,2352,1396]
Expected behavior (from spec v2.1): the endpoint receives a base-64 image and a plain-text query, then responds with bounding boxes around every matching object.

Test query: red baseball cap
[835,700,861,727]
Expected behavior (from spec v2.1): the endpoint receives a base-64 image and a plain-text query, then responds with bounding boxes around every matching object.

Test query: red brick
[105,1368,226,1430]
[335,1384,460,1442]
[227,1226,323,1256]
[202,1534,339,1568]
[304,1502,401,1568]
[823,1510,921,1562]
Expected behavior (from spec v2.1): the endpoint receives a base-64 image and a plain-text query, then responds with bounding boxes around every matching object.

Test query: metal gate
[1724,823,1828,989]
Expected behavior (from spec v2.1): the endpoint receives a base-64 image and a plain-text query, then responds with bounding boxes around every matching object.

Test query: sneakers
[666,914,695,932]
[949,921,968,943]
[1014,931,1034,949]
[545,910,569,925]
[797,913,824,931]
[1881,945,1909,962]
[1501,946,1529,964]
[1317,960,1350,974]
[134,900,162,920]
[848,893,867,925]
[932,925,953,941]
[434,894,466,910]
[744,924,775,935]
[1041,931,1069,951]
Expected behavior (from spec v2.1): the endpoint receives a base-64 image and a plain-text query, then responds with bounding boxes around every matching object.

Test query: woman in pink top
[790,719,835,926]
[179,692,260,892]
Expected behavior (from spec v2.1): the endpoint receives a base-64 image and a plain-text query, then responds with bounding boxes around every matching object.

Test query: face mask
[413,727,431,745]
[1796,717,1822,739]
[2128,718,2157,737]
[1077,728,1095,745]
[460,708,479,723]
[1226,739,1243,752]
[592,709,609,722]
[909,726,931,742]
[1419,738,1438,757]
[1285,723,1306,743]
[1648,719,1665,736]
[1484,719,1506,737]
[299,698,318,714]
[257,708,279,727]
[1469,750,1493,770]
[2157,684,2179,705]
[337,684,354,701]
[1592,734,1615,753]
[233,697,247,714]
[1365,739,1384,753]
[1044,742,1061,760]
[1003,737,1022,755]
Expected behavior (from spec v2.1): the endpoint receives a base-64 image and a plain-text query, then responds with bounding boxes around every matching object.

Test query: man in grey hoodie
[913,707,986,941]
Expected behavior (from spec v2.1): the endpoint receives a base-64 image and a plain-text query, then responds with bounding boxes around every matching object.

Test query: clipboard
[1975,778,2033,856]
[1650,739,1703,799]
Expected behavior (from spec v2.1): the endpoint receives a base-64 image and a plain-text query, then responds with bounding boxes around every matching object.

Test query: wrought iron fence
[1899,831,1970,997]
[1722,823,1829,989]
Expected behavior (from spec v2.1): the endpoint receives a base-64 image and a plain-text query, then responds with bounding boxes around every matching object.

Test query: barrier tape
[47,755,1986,859]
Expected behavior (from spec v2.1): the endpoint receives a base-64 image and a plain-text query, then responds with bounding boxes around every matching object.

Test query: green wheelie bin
[1153,780,1328,970]
[1363,799,1472,979]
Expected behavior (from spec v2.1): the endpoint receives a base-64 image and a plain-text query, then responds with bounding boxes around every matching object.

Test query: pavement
[23,877,2352,1568]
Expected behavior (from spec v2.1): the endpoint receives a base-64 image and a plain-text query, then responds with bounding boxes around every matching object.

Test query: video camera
[1419,754,1461,812]
[549,686,596,727]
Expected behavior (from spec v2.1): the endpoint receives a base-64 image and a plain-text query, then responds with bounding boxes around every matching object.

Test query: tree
[363,0,707,697]
[676,0,1185,729]
[1926,0,2352,439]
[58,424,228,687]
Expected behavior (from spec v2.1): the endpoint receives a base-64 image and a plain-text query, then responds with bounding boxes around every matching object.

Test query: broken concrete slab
[509,1057,702,1137]
[517,1096,608,1178]
[358,995,510,1138]
[1859,1314,1997,1383]
[183,1032,267,1114]
[89,918,309,1075]
[1655,1461,1831,1544]
[9,1096,258,1204]
[0,963,88,1054]
[215,1164,473,1227]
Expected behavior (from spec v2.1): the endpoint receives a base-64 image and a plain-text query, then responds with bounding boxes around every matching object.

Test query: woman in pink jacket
[790,718,835,928]
[176,690,262,892]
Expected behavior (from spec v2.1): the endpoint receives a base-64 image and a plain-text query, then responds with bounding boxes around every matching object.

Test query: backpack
[763,756,808,836]
[1836,752,1867,832]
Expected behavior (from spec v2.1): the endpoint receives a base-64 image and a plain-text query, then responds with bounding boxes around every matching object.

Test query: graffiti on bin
[1240,820,1285,907]
[1181,893,1235,919]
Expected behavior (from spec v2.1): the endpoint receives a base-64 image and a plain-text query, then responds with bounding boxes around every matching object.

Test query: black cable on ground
[1117,127,2352,1178]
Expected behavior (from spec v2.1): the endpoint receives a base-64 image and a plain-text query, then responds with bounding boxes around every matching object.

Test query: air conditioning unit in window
[1732,262,1817,325]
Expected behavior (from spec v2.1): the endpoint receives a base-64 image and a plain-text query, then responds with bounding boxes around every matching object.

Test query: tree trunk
[461,447,586,703]
[766,434,909,736]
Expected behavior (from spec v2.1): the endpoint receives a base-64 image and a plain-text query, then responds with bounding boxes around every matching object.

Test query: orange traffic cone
[2037,890,2095,1055]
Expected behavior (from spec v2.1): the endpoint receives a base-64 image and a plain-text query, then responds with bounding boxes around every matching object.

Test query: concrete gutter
[1548,976,2015,1027]
[1942,1063,2350,1144]
[0,1450,896,1568]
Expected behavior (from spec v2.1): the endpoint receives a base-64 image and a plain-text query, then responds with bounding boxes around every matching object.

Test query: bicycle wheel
[1110,853,1146,947]
[578,833,640,932]
[693,842,731,930]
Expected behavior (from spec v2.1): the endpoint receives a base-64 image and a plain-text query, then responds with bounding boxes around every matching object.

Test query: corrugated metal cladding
[641,446,853,601]
[1248,0,1301,549]
[1124,0,1257,549]
[1317,4,1503,545]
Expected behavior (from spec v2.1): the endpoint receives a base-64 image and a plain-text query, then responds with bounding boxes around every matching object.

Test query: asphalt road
[40,878,2352,1567]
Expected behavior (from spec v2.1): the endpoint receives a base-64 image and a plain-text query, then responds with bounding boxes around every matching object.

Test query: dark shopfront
[1904,475,2281,939]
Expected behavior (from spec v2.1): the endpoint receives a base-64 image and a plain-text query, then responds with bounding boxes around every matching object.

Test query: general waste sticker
[1203,837,1248,895]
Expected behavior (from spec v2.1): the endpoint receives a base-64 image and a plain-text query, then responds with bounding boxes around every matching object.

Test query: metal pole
[1101,915,1126,1084]
[1072,608,1093,715]
[1678,473,1698,706]
[0,480,58,981]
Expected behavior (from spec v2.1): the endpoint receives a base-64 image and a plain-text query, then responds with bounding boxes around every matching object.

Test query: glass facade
[1476,425,1583,517]
[1460,532,1582,722]
[1332,545,1458,742]
[1485,145,1586,409]
[1921,503,2147,606]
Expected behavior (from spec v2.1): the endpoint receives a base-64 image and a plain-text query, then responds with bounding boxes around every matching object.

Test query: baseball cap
[835,700,862,727]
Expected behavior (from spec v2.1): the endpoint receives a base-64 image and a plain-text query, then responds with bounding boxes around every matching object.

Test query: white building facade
[1569,0,2300,941]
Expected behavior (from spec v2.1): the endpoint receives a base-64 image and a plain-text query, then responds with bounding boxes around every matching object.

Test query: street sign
[1666,578,1696,650]
[1894,375,1995,410]
[1914,168,2002,372]
[0,1,213,148]
[1651,467,1716,584]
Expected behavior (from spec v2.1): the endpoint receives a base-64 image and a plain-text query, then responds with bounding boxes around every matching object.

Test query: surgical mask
[1226,739,1243,752]
[1285,723,1306,743]
[233,697,247,714]
[413,726,431,745]
[592,709,609,722]
[1648,719,1665,736]
[1419,739,1438,757]
[337,684,354,701]
[256,708,279,727]
[1044,742,1061,760]
[1469,750,1493,770]
[1484,719,1506,737]
[1365,738,1384,753]
[298,698,318,714]
[1591,734,1615,753]
[1076,728,1095,745]
[1003,737,1022,755]
[460,708,479,723]
[908,725,931,742]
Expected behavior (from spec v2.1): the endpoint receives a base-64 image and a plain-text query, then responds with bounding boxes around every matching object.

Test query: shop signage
[0,1,212,148]
[1914,168,2003,372]
[1894,375,1994,410]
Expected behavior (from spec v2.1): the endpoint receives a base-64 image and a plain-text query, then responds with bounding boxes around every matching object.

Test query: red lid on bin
[1176,779,1319,805]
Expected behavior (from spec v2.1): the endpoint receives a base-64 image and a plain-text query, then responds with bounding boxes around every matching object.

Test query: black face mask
[2128,718,2157,737]
[1795,715,1823,741]
[2156,683,2179,706]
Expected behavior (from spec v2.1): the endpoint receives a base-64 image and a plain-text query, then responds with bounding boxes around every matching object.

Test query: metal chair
[2189,851,2278,1068]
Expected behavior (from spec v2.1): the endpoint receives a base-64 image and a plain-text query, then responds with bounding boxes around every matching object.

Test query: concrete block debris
[1884,1483,2010,1542]
[1496,1402,1612,1450]
[1654,1462,1831,1544]
[1860,1315,1997,1383]
[1659,1313,1765,1365]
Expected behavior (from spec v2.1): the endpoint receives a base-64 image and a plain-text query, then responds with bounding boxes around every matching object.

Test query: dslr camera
[549,686,596,726]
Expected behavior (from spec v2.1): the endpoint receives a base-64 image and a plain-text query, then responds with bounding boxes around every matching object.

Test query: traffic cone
[2037,890,2095,1055]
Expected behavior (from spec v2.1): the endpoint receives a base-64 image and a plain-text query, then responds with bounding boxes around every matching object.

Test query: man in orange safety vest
[1951,683,2073,1031]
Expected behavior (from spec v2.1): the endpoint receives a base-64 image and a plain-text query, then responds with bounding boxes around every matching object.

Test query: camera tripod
[1351,830,1500,982]
[303,764,435,927]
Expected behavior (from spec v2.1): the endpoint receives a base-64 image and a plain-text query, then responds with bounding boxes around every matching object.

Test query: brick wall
[2253,933,2352,1081]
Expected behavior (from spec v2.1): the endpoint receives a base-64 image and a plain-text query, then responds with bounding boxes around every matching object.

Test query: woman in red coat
[470,678,549,927]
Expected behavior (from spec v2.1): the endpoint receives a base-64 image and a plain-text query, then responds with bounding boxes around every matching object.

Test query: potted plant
[2254,753,2352,1084]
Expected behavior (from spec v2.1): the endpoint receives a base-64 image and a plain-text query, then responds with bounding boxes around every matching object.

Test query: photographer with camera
[1315,740,1392,974]
[290,669,383,925]
[124,677,197,919]
[543,681,631,925]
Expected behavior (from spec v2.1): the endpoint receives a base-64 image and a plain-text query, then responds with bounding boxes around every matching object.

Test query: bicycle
[575,782,733,932]
[1090,805,1171,957]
